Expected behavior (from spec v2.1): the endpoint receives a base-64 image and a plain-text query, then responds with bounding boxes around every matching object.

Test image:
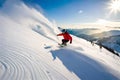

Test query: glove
[70,41,72,44]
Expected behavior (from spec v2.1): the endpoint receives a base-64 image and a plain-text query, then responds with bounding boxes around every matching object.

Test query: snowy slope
[0,1,120,80]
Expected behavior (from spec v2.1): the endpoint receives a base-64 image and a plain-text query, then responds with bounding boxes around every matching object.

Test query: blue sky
[0,0,120,25]
[0,0,6,7]
[22,0,109,24]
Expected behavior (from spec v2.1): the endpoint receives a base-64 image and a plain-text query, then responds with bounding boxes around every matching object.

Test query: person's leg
[62,39,65,45]
[62,39,69,45]
[64,40,69,45]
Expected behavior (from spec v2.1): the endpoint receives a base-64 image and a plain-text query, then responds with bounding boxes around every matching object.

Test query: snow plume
[0,0,59,42]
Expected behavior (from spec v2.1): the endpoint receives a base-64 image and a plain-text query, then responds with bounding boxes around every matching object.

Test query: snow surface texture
[0,1,120,80]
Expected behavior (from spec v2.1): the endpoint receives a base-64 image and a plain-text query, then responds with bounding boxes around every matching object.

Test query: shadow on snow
[50,48,118,80]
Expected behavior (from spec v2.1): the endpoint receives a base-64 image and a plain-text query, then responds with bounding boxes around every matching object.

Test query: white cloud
[78,10,83,14]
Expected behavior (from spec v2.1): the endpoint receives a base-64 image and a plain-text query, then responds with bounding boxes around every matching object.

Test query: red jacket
[57,32,72,43]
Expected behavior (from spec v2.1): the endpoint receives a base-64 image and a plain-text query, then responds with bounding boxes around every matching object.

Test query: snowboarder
[57,29,72,46]
[90,40,94,46]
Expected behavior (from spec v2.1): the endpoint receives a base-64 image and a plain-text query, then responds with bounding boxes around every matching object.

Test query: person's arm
[57,33,63,36]
[69,36,72,44]
[66,32,72,44]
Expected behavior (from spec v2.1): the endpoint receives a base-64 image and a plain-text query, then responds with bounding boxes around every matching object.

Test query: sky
[0,0,120,27]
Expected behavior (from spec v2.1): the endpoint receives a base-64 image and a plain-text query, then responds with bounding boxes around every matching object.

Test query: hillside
[0,1,120,80]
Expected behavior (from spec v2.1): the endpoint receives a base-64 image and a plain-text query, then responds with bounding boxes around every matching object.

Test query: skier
[57,29,72,46]
[99,42,102,49]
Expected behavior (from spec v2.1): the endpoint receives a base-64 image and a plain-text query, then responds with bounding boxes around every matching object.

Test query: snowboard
[58,43,66,47]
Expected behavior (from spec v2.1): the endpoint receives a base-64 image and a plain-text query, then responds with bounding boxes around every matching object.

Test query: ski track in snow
[0,44,46,80]
[0,43,68,80]
[0,25,74,80]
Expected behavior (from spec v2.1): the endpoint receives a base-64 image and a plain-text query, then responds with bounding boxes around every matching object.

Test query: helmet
[62,29,66,33]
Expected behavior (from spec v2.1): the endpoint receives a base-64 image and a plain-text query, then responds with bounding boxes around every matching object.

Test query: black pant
[62,39,69,45]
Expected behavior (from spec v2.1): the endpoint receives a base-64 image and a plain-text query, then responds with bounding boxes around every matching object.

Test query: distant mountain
[67,28,100,35]
[98,35,120,54]
[67,28,120,55]
[91,30,120,39]
[90,30,120,54]
[67,28,100,41]
[67,28,120,42]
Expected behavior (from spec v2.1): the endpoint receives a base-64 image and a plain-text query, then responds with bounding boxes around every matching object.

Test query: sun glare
[108,0,120,14]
